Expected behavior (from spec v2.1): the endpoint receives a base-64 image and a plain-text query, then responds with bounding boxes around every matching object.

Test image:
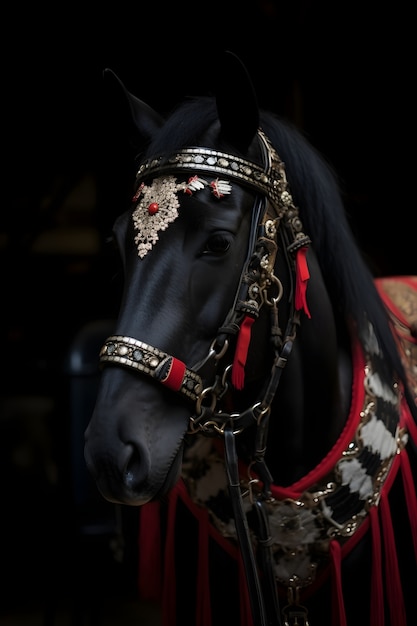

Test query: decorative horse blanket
[138,276,417,626]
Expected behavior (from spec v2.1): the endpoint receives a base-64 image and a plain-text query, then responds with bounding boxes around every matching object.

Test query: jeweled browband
[135,129,291,220]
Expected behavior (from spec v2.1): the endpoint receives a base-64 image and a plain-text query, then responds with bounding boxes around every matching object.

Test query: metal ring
[221,364,233,387]
[264,275,284,306]
[209,338,229,360]
[252,401,270,424]
[195,386,218,415]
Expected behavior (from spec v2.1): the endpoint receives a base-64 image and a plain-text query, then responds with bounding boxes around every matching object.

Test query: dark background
[1,1,415,623]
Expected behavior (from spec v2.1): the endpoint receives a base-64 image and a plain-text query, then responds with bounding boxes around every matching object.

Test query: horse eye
[203,233,232,255]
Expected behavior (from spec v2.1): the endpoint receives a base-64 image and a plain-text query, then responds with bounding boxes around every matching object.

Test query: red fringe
[370,506,384,625]
[136,401,416,626]
[295,247,311,318]
[330,540,347,626]
[380,493,407,626]
[138,500,162,601]
[400,448,417,560]
[232,315,255,390]
[162,488,179,626]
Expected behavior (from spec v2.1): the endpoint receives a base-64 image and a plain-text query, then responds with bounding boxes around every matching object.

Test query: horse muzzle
[84,367,191,505]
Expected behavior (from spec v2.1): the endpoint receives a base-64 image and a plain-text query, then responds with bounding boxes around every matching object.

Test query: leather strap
[252,499,282,626]
[224,425,268,626]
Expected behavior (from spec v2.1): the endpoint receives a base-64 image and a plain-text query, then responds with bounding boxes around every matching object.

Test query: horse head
[85,52,351,507]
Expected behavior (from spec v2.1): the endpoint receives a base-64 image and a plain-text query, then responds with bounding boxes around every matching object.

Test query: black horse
[85,52,417,626]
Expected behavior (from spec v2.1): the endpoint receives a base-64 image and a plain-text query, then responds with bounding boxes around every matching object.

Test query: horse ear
[215,51,260,153]
[103,68,164,153]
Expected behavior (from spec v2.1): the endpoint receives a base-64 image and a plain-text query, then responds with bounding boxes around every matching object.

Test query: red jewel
[148,202,159,215]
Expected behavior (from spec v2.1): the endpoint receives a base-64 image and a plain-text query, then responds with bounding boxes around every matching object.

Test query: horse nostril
[123,443,147,490]
[121,442,150,490]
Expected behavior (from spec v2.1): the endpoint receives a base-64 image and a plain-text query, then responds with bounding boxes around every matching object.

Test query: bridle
[100,129,311,437]
[99,129,312,626]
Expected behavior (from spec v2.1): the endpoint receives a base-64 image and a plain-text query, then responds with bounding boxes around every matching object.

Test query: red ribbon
[138,501,162,601]
[231,315,255,390]
[295,246,311,318]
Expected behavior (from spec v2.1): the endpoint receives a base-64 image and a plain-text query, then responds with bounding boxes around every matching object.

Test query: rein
[99,129,312,626]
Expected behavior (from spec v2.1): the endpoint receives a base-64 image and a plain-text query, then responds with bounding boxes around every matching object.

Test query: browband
[135,129,292,221]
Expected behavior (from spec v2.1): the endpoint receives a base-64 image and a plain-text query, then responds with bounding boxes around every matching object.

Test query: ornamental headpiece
[132,175,231,258]
[132,128,310,259]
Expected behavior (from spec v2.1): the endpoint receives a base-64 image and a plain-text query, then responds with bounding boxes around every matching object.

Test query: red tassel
[400,448,417,560]
[329,540,347,626]
[380,492,407,626]
[370,506,384,626]
[295,246,311,318]
[162,488,180,626]
[231,315,255,390]
[138,501,162,602]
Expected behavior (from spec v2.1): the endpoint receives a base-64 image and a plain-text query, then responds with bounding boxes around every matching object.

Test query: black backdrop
[1,1,415,618]
[5,1,415,272]
[3,0,416,504]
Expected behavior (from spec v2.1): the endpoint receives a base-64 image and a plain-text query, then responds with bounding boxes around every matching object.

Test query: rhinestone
[217,158,229,167]
[260,255,270,269]
[118,344,129,356]
[265,220,276,237]
[132,349,143,361]
[248,283,260,299]
[149,357,159,368]
[106,343,116,355]
[206,156,217,165]
[194,155,204,164]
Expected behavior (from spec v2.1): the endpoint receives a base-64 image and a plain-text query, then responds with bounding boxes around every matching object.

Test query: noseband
[99,129,312,626]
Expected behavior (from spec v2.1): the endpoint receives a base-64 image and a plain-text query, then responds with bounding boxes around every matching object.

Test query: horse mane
[260,112,416,416]
[137,96,416,423]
